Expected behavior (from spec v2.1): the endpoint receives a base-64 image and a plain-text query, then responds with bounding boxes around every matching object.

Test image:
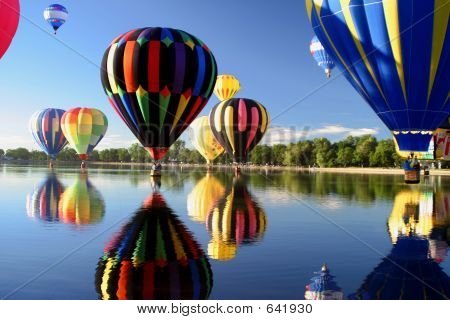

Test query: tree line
[0,135,409,168]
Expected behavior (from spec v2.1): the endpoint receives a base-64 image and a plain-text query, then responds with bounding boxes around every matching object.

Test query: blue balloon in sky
[29,108,67,159]
[310,36,335,78]
[43,4,68,34]
[306,0,450,152]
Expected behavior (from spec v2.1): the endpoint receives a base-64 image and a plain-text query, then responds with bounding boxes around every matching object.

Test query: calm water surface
[0,164,449,300]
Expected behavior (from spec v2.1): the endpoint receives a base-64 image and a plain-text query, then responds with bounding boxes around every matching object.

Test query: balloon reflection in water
[304,264,343,300]
[206,177,267,260]
[187,173,225,223]
[58,174,105,225]
[95,193,213,300]
[351,237,450,300]
[351,187,450,299]
[388,188,450,263]
[26,173,64,222]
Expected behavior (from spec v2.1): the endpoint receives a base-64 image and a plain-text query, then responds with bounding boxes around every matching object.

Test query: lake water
[0,164,449,300]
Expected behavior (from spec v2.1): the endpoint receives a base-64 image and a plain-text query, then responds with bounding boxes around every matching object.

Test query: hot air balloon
[310,36,335,78]
[58,173,105,225]
[60,108,108,164]
[29,108,67,167]
[26,173,64,222]
[95,193,213,300]
[189,116,224,166]
[209,98,269,163]
[43,4,68,34]
[305,264,344,300]
[0,0,19,60]
[306,0,450,153]
[213,74,241,101]
[100,27,217,163]
[187,173,225,223]
[350,237,450,300]
[206,176,267,260]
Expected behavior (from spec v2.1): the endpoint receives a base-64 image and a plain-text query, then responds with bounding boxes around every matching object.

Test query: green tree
[250,145,272,165]
[128,143,148,163]
[354,135,377,167]
[90,150,100,161]
[6,148,31,160]
[272,144,287,165]
[117,148,131,162]
[336,146,354,167]
[314,138,334,167]
[0,149,4,158]
[369,139,400,167]
[56,147,78,161]
[30,150,47,161]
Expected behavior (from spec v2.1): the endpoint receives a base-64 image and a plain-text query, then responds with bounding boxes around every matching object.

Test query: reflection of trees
[248,172,402,205]
[95,193,213,300]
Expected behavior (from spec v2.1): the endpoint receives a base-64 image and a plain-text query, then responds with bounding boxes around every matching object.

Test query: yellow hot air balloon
[190,116,224,165]
[187,173,225,223]
[213,74,241,101]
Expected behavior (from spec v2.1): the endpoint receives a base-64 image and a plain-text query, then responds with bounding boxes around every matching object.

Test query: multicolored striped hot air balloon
[209,98,269,163]
[29,108,68,160]
[350,237,450,300]
[58,174,105,225]
[213,74,241,101]
[95,193,213,300]
[0,0,20,60]
[305,264,344,300]
[61,108,108,160]
[43,4,68,34]
[187,173,225,223]
[206,176,267,260]
[306,0,450,153]
[310,36,335,78]
[26,173,64,222]
[100,27,217,161]
[189,116,224,165]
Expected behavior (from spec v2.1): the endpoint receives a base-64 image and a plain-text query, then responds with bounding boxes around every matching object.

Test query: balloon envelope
[189,116,224,164]
[43,4,68,33]
[0,0,19,59]
[310,36,335,77]
[61,108,108,160]
[29,108,67,159]
[100,27,217,160]
[209,98,269,163]
[214,74,241,101]
[306,0,450,152]
[305,265,343,300]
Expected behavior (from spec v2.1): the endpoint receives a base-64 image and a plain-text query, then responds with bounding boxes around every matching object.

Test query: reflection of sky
[0,166,449,299]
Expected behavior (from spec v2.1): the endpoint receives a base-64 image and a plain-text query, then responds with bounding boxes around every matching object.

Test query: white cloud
[262,124,379,145]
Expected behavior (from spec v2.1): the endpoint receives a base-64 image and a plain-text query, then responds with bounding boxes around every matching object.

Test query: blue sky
[0,0,388,150]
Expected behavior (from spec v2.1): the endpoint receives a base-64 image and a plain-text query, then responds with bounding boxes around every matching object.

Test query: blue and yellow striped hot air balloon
[306,0,450,152]
[29,108,67,160]
[310,36,335,78]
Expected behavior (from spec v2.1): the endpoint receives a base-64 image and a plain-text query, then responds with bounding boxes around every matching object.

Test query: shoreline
[3,160,450,176]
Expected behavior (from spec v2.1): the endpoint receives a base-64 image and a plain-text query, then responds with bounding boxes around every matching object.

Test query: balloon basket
[404,169,420,184]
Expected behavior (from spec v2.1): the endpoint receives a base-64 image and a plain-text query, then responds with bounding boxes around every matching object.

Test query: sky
[0,0,388,151]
